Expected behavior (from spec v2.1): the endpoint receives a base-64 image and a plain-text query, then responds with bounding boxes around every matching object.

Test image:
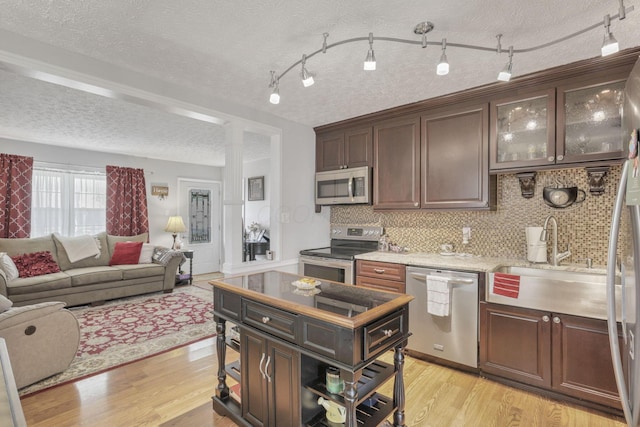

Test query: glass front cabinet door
[490,89,556,170]
[556,79,625,164]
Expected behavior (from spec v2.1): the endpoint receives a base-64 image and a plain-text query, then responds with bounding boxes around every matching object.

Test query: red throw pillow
[11,251,61,278]
[109,241,144,266]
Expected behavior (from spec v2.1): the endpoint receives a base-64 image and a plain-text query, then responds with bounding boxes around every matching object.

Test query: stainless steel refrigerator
[608,56,640,427]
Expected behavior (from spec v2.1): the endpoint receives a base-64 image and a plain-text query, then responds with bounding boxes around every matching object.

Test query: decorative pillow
[0,252,19,282]
[10,251,61,278]
[109,241,144,266]
[138,243,155,264]
[0,294,13,313]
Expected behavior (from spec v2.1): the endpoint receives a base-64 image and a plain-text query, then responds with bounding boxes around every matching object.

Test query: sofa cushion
[112,263,165,280]
[65,266,123,287]
[0,294,13,312]
[6,272,72,295]
[11,251,61,278]
[109,242,144,265]
[138,243,155,264]
[106,233,148,258]
[53,232,110,271]
[0,235,58,261]
[0,252,19,282]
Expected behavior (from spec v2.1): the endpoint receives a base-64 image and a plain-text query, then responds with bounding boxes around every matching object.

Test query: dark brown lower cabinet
[241,328,300,427]
[480,302,623,410]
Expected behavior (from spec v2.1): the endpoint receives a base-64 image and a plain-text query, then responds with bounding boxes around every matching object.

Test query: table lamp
[165,216,187,250]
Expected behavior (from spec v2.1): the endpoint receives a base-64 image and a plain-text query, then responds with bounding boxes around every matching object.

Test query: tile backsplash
[331,166,623,267]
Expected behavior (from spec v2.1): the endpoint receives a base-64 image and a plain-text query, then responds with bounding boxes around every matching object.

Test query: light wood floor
[20,336,626,427]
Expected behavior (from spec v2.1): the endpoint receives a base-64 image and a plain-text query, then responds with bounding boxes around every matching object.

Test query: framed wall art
[247,176,264,201]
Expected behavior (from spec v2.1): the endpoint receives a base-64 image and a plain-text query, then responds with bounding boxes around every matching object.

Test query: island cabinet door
[267,340,300,427]
[241,329,300,427]
[241,329,268,427]
[480,303,551,388]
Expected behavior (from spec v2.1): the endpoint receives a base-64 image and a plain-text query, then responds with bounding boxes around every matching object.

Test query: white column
[222,121,244,271]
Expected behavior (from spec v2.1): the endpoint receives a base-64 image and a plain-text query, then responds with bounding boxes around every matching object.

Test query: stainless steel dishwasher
[406,266,479,369]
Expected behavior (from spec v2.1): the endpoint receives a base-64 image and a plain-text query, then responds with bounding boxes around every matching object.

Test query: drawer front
[242,300,298,343]
[356,276,405,293]
[301,317,358,364]
[214,288,241,321]
[364,308,406,359]
[357,260,406,282]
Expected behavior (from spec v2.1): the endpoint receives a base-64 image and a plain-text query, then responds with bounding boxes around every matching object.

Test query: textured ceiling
[1,0,639,166]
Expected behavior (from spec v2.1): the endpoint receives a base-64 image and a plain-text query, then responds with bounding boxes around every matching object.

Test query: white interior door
[178,179,221,274]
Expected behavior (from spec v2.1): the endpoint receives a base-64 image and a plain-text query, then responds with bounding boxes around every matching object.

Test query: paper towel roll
[525,227,544,245]
[525,227,547,262]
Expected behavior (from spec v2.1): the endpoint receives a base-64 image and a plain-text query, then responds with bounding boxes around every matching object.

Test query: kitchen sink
[488,265,621,320]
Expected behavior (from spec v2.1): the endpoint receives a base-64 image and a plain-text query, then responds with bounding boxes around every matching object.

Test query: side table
[176,249,194,285]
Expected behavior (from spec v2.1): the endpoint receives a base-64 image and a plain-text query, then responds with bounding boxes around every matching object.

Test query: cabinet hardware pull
[264,356,272,383]
[553,316,561,324]
[374,269,385,274]
[547,156,555,162]
[259,353,267,380]
[557,155,564,161]
[382,329,393,337]
[262,316,270,324]
[542,315,550,322]
[414,202,419,207]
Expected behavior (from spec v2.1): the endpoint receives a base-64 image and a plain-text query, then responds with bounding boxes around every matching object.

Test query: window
[31,164,107,237]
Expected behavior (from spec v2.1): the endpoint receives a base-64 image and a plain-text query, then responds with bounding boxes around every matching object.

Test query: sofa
[0,232,183,307]
[0,298,80,389]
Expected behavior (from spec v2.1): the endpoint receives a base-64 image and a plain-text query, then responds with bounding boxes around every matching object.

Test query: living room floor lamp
[165,216,187,250]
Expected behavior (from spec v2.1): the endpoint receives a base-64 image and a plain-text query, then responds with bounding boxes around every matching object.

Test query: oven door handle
[409,272,474,286]
[300,256,352,269]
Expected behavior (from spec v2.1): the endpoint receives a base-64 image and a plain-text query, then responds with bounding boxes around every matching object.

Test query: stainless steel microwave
[315,166,372,205]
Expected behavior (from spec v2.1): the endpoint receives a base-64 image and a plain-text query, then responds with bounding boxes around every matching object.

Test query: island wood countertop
[210,270,413,329]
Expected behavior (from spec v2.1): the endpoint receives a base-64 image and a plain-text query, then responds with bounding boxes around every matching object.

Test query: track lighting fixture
[269,71,280,104]
[364,33,376,71]
[601,14,620,56]
[268,2,634,104]
[497,46,513,82]
[436,38,449,76]
[300,54,314,87]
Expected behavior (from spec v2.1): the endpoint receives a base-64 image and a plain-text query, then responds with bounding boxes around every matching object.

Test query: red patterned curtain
[0,153,34,238]
[106,166,149,236]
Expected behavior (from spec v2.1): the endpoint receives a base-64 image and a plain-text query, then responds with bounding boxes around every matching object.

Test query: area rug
[19,284,215,396]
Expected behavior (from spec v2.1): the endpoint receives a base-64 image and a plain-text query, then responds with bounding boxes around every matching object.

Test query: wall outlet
[281,212,290,223]
[462,227,471,244]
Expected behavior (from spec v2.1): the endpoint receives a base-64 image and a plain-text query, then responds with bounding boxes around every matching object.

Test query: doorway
[178,179,222,274]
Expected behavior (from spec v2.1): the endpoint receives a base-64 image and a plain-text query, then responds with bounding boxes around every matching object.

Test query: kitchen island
[210,270,413,427]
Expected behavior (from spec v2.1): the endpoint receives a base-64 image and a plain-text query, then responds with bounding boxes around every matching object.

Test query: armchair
[0,301,80,389]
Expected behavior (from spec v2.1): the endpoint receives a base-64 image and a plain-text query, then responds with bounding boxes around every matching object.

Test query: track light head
[601,15,619,56]
[436,38,449,76]
[364,33,376,70]
[497,46,513,81]
[301,54,315,87]
[269,71,280,104]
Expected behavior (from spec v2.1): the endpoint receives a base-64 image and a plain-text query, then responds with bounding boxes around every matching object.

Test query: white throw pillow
[0,252,19,282]
[138,243,155,264]
[0,294,13,313]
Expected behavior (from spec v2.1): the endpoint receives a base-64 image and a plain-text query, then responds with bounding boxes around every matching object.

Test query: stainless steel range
[298,225,382,284]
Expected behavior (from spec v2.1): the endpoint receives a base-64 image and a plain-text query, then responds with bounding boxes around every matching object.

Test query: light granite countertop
[354,251,608,275]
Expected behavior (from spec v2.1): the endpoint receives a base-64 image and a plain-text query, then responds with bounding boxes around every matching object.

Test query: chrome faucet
[540,215,571,266]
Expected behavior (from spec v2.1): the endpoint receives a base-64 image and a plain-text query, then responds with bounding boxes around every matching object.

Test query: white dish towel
[426,275,451,317]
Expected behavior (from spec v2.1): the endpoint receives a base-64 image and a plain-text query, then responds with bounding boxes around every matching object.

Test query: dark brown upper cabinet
[316,126,372,172]
[556,78,626,165]
[421,104,495,209]
[490,89,556,171]
[373,116,421,209]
